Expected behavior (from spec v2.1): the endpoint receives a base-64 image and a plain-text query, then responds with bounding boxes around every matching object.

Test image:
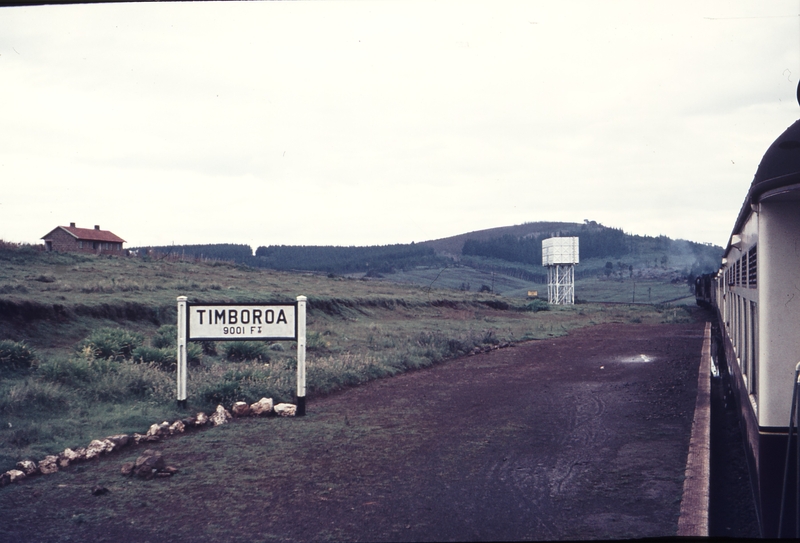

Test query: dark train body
[700,115,800,537]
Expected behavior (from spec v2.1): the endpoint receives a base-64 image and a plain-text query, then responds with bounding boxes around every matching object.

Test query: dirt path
[0,320,706,542]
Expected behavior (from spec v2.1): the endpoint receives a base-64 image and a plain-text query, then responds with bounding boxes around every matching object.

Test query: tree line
[131,222,721,278]
[132,244,253,263]
[252,243,446,275]
[462,224,628,265]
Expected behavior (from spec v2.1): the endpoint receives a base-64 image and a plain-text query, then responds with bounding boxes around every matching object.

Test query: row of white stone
[0,398,297,487]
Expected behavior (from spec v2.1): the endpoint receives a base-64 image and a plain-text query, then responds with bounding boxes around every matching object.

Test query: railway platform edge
[677,321,712,536]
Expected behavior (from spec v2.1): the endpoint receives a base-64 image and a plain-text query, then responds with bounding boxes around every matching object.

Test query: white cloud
[1,1,799,249]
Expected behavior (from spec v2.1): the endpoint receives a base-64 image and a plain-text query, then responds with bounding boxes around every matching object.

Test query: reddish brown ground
[0,319,708,542]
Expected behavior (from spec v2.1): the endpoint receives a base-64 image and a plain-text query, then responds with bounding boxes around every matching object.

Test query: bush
[198,380,242,406]
[525,299,550,312]
[221,342,270,362]
[0,340,36,372]
[152,325,177,349]
[187,343,203,364]
[196,366,277,407]
[76,328,144,361]
[132,346,175,369]
[306,331,330,352]
[200,341,217,356]
[0,379,69,414]
[132,344,202,370]
[90,362,173,402]
[37,355,94,385]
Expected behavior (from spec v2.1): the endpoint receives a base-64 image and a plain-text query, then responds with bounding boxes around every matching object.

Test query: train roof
[727,117,800,255]
[753,118,800,187]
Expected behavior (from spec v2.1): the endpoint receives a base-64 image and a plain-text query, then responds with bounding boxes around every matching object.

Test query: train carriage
[714,112,800,537]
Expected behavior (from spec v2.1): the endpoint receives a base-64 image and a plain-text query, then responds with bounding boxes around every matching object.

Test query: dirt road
[0,320,706,542]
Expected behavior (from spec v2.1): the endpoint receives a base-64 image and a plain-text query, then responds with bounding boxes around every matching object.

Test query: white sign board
[187,303,297,341]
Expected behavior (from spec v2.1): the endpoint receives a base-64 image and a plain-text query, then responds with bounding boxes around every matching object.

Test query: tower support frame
[547,263,575,305]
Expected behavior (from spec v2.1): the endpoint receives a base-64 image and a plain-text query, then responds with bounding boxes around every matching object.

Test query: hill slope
[420,221,580,256]
[132,221,723,300]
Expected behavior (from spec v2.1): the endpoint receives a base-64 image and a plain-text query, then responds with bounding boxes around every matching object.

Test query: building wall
[44,229,80,252]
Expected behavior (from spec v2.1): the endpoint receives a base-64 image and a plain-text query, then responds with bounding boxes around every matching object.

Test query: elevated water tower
[542,237,579,305]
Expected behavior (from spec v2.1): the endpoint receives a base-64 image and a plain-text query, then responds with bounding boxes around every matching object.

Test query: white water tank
[542,237,579,266]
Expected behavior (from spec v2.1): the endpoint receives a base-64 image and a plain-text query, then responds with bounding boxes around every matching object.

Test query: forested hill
[131,243,253,262]
[132,242,449,276]
[455,221,723,278]
[252,244,445,275]
[460,222,628,264]
[132,221,723,278]
[420,221,580,256]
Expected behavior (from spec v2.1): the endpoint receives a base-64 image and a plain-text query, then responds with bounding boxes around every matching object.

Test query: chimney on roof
[94,225,100,230]
[70,222,76,228]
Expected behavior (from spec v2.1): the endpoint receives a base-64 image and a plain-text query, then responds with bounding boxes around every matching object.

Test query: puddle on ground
[615,354,656,364]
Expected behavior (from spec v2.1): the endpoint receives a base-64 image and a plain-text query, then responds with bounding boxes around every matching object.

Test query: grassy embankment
[383,262,695,302]
[0,245,693,471]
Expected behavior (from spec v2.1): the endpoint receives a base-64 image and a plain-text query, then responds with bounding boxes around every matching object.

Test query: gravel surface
[1,319,708,542]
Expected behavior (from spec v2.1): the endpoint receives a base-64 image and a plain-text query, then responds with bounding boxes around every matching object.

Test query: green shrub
[76,328,144,360]
[525,299,550,312]
[187,343,203,364]
[198,380,242,406]
[200,341,217,356]
[132,343,202,370]
[37,355,94,385]
[90,362,172,402]
[152,324,177,348]
[0,340,36,372]
[132,346,175,368]
[306,331,329,352]
[0,379,69,414]
[152,324,203,368]
[221,341,270,362]
[196,365,277,407]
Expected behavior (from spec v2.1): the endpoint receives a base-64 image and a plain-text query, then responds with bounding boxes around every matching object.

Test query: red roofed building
[41,223,126,255]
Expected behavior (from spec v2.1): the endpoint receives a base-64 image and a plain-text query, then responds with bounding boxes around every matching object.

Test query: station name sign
[187,303,297,341]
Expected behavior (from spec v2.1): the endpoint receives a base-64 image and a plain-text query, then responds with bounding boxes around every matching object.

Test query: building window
[748,245,757,288]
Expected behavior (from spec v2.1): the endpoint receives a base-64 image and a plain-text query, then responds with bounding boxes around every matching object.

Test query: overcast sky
[1,1,799,250]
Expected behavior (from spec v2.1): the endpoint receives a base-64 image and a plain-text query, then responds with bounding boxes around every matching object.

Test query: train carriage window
[750,301,758,397]
[748,245,757,288]
[739,259,743,286]
[738,259,743,286]
[738,295,744,364]
[743,251,749,286]
[742,296,748,376]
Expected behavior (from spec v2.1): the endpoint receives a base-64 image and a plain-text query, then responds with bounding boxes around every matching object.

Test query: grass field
[0,245,695,472]
[379,266,692,303]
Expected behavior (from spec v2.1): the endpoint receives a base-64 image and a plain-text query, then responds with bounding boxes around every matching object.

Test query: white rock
[86,439,114,458]
[147,421,170,437]
[16,460,38,476]
[39,455,59,475]
[250,397,274,416]
[231,401,251,417]
[106,434,131,448]
[58,448,79,467]
[6,469,26,483]
[274,403,297,417]
[169,420,185,435]
[210,404,232,426]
